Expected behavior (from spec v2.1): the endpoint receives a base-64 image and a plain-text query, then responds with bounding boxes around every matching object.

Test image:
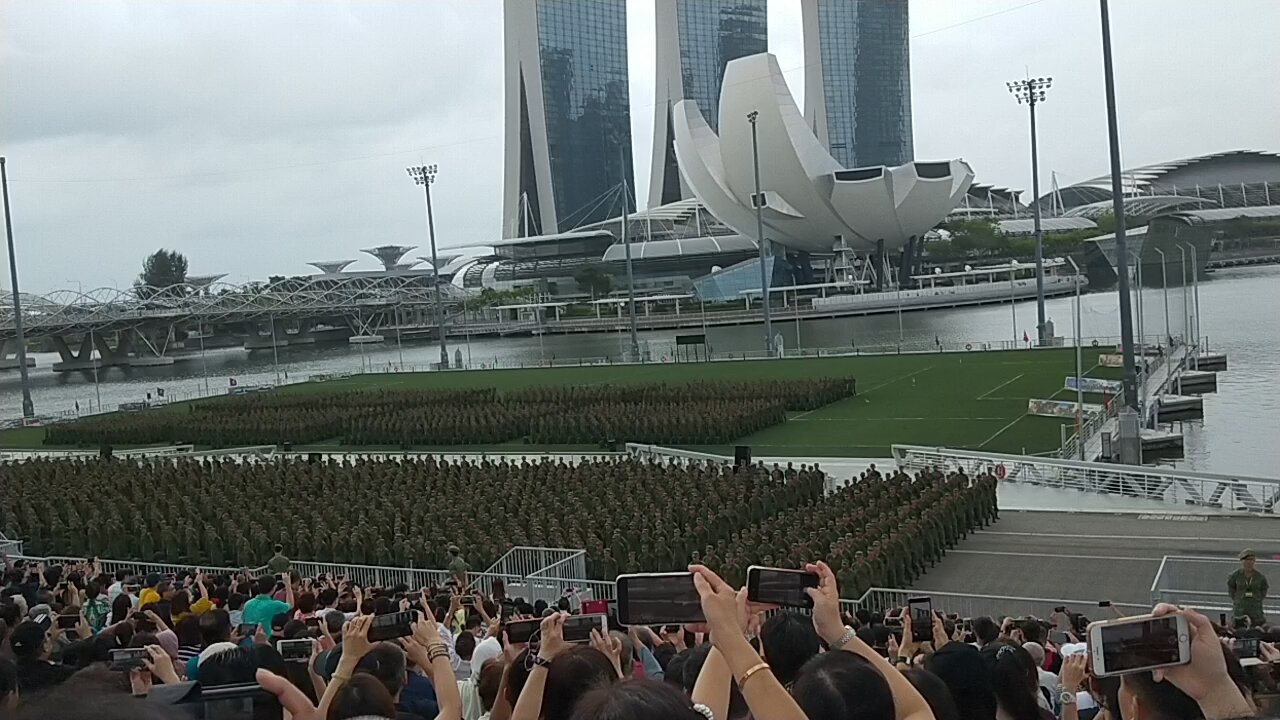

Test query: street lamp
[1181,242,1201,349]
[1152,248,1171,347]
[406,164,449,369]
[1,157,34,418]
[1007,75,1051,345]
[747,111,774,357]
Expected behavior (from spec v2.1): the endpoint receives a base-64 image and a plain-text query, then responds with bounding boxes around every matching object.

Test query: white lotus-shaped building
[672,53,974,257]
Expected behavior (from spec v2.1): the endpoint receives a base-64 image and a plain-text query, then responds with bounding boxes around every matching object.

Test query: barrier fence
[852,588,1150,620]
[891,444,1280,515]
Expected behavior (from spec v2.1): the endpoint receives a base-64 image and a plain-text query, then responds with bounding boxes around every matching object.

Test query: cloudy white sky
[2,0,1277,293]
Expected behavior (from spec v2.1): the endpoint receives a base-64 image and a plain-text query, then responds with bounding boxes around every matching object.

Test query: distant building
[503,0,634,239]
[649,0,768,208]
[1045,150,1280,216]
[802,0,913,169]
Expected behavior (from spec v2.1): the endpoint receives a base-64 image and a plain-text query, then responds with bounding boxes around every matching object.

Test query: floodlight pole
[1099,0,1139,415]
[619,147,640,363]
[1067,257,1085,459]
[1152,248,1170,346]
[407,164,449,369]
[1,157,35,419]
[1007,76,1051,345]
[748,111,774,357]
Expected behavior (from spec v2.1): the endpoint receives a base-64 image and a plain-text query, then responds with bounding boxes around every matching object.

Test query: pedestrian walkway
[1081,342,1192,461]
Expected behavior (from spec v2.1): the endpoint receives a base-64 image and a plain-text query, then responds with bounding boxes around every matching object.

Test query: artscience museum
[672,53,974,287]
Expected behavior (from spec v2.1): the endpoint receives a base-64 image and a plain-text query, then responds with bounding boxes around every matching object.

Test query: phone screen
[1096,616,1185,674]
[563,614,607,643]
[277,639,315,661]
[747,567,818,608]
[1233,638,1260,660]
[908,596,933,643]
[57,614,80,629]
[368,610,418,641]
[109,648,150,671]
[506,618,540,644]
[615,573,705,626]
[236,623,258,637]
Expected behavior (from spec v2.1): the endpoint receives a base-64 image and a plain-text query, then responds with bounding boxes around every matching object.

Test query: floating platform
[1192,352,1228,371]
[128,356,176,367]
[1156,394,1204,422]
[348,334,385,345]
[0,357,36,370]
[1174,370,1218,394]
[1140,428,1184,452]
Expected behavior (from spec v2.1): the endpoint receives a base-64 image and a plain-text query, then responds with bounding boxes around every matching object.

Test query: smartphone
[236,623,259,637]
[109,647,150,671]
[746,566,818,608]
[908,596,933,643]
[57,614,80,629]
[1050,630,1071,646]
[368,610,418,641]
[1218,613,1228,628]
[1232,637,1260,660]
[1098,600,1112,608]
[1233,616,1249,630]
[1087,613,1191,677]
[506,618,541,644]
[276,638,316,662]
[563,614,609,643]
[304,616,321,628]
[615,572,706,626]
[1054,606,1067,613]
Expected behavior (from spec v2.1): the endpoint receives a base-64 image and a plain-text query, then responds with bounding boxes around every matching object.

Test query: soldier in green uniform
[1228,549,1269,627]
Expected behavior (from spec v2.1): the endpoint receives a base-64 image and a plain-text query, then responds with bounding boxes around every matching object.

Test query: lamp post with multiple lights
[1,157,34,419]
[406,164,449,369]
[1007,76,1051,345]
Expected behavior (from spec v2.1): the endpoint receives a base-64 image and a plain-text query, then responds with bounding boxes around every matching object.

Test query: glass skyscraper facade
[676,1,768,134]
[813,0,913,169]
[650,0,767,207]
[535,0,634,228]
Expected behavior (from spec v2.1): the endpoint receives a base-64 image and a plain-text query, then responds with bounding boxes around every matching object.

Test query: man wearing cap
[447,545,469,587]
[1228,549,1268,627]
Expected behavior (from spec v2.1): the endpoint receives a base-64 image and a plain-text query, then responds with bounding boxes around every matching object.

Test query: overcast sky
[2,0,1277,293]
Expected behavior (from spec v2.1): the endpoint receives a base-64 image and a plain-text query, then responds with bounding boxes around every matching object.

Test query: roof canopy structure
[1045,150,1280,212]
[361,245,417,270]
[308,260,357,275]
[671,53,973,255]
[185,273,227,289]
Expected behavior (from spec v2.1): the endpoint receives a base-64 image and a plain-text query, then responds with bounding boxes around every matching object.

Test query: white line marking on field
[978,373,1024,400]
[976,413,1026,448]
[792,417,1008,422]
[792,366,935,420]
[979,531,1278,543]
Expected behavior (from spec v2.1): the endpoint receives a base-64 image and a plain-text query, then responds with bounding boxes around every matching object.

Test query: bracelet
[737,662,771,688]
[831,626,857,651]
[331,671,352,683]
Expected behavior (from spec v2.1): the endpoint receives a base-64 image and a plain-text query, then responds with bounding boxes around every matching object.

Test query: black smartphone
[907,596,933,643]
[56,614,80,629]
[1218,613,1228,627]
[563,614,609,643]
[304,616,321,628]
[1054,606,1067,613]
[1098,600,1112,608]
[109,647,150,671]
[506,618,541,644]
[368,610,418,641]
[236,623,259,637]
[746,566,818,608]
[615,572,706,626]
[1233,637,1260,660]
[1233,616,1250,630]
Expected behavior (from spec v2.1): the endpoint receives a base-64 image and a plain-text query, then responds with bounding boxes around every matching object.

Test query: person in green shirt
[1227,548,1268,627]
[447,545,470,587]
[241,575,294,639]
[266,544,291,574]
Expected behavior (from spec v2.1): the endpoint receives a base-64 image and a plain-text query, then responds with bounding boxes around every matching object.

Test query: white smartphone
[615,572,705,626]
[562,613,609,643]
[276,638,316,662]
[1087,613,1191,677]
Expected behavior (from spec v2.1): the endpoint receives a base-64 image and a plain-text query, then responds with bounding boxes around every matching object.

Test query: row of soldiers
[43,376,854,448]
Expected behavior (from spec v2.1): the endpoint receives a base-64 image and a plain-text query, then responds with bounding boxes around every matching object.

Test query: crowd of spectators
[1,554,1276,720]
[40,379,855,448]
[0,457,991,594]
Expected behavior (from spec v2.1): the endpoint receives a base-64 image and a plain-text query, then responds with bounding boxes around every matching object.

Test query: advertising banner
[1027,398,1103,418]
[1097,354,1125,368]
[1065,376,1123,395]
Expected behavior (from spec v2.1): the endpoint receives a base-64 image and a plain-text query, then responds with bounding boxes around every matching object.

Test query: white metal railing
[892,444,1280,514]
[1148,555,1280,613]
[852,588,1150,619]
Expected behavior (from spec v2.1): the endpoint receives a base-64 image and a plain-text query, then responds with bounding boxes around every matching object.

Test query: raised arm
[807,561,934,720]
[412,613,461,720]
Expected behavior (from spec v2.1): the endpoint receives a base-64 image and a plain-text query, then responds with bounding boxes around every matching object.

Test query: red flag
[1022,330,1029,343]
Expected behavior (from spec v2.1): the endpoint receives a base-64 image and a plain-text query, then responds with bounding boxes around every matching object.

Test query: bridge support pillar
[0,338,36,370]
[244,318,290,351]
[128,327,177,367]
[51,332,114,372]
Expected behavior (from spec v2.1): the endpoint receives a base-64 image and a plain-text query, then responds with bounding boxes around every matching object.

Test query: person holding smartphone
[1227,549,1268,628]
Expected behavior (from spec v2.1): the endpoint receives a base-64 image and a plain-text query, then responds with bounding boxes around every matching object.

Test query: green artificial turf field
[0,348,1122,457]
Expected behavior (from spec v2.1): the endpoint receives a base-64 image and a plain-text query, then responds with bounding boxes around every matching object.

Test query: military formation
[41,378,855,448]
[0,452,995,594]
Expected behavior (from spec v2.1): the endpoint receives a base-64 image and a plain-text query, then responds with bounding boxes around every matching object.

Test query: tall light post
[1099,0,1139,418]
[1182,242,1201,348]
[1,157,34,418]
[618,148,640,363]
[406,164,449,369]
[1007,76,1051,345]
[1176,244,1190,345]
[747,111,774,357]
[1152,248,1171,346]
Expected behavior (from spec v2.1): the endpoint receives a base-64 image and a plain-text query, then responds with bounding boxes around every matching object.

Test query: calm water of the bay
[3,265,1276,477]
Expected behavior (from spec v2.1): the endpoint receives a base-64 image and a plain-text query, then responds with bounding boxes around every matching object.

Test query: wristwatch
[831,626,857,651]
[532,655,554,670]
[1060,690,1078,706]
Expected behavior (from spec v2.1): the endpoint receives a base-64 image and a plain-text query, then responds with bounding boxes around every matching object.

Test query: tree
[574,265,613,298]
[135,249,189,298]
[943,219,1003,255]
